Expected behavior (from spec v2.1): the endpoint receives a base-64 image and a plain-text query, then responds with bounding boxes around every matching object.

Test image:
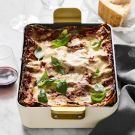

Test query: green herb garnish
[38,89,48,103]
[44,79,68,94]
[51,29,70,48]
[39,78,68,94]
[34,46,44,60]
[37,71,48,87]
[44,77,57,86]
[91,39,102,50]
[37,71,67,94]
[61,29,68,36]
[51,56,65,74]
[93,68,100,79]
[90,84,107,103]
[56,80,68,94]
[37,71,58,87]
[91,91,106,103]
[93,83,106,92]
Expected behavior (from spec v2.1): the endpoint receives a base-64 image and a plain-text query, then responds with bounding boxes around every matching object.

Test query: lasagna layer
[19,24,116,107]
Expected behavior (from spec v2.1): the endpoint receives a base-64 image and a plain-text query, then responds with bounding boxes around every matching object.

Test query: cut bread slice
[98,0,131,27]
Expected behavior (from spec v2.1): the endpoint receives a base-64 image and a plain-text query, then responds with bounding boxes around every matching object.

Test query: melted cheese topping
[22,26,115,107]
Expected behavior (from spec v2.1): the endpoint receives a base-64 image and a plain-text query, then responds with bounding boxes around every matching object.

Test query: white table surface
[0,0,134,135]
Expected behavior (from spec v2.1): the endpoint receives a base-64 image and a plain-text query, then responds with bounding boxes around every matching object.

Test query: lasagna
[19,24,116,107]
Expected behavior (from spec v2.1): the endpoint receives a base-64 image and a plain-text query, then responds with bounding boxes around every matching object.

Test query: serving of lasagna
[19,24,116,107]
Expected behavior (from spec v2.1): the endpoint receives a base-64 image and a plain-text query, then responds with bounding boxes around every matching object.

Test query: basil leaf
[37,71,48,87]
[51,56,65,74]
[56,80,68,94]
[34,47,44,60]
[91,91,106,103]
[51,37,69,48]
[90,84,107,103]
[93,68,100,79]
[61,29,68,36]
[51,29,69,48]
[37,70,67,94]
[38,77,68,94]
[40,70,48,80]
[44,77,57,86]
[56,66,65,75]
[91,39,102,50]
[38,89,48,103]
[94,83,105,92]
[51,56,60,66]
[38,78,56,88]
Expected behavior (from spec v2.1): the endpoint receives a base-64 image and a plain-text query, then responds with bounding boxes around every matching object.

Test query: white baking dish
[18,103,118,128]
[17,8,119,128]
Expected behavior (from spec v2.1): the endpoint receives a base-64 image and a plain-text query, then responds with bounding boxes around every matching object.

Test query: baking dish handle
[53,8,81,23]
[51,107,86,119]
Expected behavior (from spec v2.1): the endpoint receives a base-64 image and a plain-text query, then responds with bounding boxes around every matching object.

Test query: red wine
[0,67,18,86]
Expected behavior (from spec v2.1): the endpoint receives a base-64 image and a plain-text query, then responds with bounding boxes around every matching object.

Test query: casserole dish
[18,8,119,128]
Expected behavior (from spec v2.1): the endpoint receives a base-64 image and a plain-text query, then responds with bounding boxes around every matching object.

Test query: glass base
[10,14,39,32]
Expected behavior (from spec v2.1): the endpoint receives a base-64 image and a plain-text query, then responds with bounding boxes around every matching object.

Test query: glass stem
[23,0,27,15]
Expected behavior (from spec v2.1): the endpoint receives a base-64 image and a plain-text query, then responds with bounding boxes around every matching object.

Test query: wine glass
[39,0,64,23]
[0,45,18,87]
[10,0,39,32]
[41,0,64,9]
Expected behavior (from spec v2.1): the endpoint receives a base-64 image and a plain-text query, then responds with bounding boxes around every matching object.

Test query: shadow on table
[89,108,135,135]
[22,127,91,135]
